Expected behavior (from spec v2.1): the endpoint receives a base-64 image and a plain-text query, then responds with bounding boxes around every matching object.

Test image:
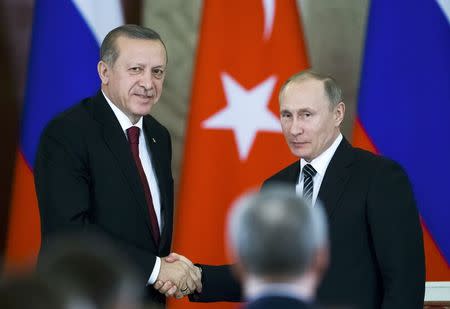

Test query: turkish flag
[169,1,308,307]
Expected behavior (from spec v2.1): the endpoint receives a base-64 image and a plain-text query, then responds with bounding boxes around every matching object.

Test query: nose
[140,71,154,91]
[290,117,303,136]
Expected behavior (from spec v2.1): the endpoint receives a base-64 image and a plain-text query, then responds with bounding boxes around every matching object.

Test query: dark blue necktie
[303,164,317,203]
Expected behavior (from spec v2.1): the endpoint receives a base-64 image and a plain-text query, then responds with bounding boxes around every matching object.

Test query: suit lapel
[285,163,301,190]
[318,138,354,220]
[91,91,153,239]
[143,118,167,207]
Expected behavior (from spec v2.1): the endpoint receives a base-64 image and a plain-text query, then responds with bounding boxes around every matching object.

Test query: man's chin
[131,103,154,115]
[290,150,304,159]
[289,146,308,159]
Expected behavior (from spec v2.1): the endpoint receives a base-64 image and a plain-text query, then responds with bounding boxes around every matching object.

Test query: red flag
[170,1,308,307]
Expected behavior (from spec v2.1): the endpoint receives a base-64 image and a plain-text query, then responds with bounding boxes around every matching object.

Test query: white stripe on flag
[71,0,124,45]
[436,0,450,25]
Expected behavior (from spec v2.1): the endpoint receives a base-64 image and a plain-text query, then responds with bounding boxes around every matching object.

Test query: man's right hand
[155,253,202,298]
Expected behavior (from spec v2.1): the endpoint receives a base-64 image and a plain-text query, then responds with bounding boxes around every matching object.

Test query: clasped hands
[154,253,202,299]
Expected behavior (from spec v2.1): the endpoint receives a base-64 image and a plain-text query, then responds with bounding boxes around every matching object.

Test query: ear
[311,245,329,280]
[334,102,345,127]
[301,245,329,291]
[231,260,247,282]
[97,60,110,85]
[225,237,247,282]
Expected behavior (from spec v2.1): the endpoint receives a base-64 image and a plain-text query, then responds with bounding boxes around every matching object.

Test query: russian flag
[3,0,123,273]
[354,0,450,279]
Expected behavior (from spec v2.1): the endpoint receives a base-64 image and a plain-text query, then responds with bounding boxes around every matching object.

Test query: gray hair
[279,70,343,109]
[100,24,167,66]
[228,185,328,279]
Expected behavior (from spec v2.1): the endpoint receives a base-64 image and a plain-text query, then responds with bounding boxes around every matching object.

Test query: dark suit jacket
[245,295,315,309]
[193,138,425,309]
[35,91,174,303]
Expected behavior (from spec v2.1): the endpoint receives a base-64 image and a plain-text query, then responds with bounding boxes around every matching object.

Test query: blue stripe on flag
[358,0,450,262]
[20,0,100,167]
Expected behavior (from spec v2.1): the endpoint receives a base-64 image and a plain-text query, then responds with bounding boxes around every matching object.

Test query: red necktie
[126,126,160,245]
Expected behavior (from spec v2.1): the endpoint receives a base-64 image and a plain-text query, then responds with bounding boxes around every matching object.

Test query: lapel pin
[152,138,156,144]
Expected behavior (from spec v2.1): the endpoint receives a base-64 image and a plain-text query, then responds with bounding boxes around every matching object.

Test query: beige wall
[143,0,369,193]
[299,0,368,136]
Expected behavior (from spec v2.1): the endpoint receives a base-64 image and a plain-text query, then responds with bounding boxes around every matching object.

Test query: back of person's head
[38,233,142,309]
[0,274,66,309]
[227,185,328,281]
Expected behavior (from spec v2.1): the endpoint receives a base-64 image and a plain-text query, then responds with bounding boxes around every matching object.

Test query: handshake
[154,253,202,299]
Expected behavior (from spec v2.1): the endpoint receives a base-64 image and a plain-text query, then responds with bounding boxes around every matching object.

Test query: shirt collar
[246,281,313,303]
[300,133,343,177]
[102,90,143,132]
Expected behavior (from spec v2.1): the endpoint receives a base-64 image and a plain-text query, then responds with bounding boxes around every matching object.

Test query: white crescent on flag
[263,0,275,39]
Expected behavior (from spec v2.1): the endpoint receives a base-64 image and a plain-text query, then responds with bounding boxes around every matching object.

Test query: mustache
[133,89,154,97]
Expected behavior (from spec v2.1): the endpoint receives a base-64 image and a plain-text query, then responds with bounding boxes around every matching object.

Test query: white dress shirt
[103,91,161,284]
[296,133,343,206]
[246,279,314,304]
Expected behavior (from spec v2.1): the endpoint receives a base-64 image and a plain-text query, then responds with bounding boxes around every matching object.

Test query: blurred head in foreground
[227,185,329,302]
[38,233,142,309]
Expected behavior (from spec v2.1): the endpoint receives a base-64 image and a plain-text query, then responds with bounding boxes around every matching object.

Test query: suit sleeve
[189,264,242,302]
[34,121,158,285]
[367,160,425,309]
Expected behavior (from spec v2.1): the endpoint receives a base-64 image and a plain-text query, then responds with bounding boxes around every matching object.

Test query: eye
[152,68,165,79]
[280,112,292,119]
[129,67,142,73]
[300,111,312,118]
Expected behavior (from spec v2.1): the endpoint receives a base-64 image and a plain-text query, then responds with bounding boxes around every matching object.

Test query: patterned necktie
[126,126,160,245]
[303,164,317,203]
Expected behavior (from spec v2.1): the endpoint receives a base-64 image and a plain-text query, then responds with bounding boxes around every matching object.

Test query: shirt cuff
[147,256,161,285]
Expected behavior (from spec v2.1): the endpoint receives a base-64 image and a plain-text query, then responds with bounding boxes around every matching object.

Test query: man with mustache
[34,25,201,306]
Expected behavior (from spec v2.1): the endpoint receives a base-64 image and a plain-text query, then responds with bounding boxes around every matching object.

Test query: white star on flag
[202,72,281,161]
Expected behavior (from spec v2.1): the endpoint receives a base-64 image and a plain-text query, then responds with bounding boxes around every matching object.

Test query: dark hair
[38,234,141,309]
[0,275,66,309]
[100,24,167,65]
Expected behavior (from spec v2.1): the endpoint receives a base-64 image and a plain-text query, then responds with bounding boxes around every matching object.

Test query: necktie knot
[127,126,140,145]
[303,164,317,178]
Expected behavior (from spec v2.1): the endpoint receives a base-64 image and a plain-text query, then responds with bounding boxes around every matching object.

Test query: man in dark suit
[34,25,201,305]
[227,186,329,309]
[161,71,425,308]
